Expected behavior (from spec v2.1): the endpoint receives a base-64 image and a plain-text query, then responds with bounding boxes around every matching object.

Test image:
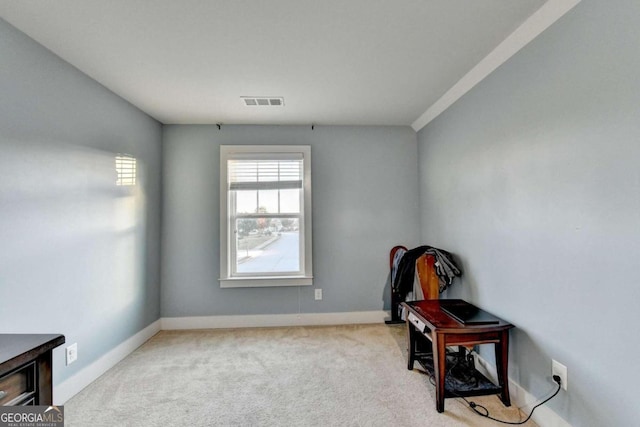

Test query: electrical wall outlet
[314,289,322,300]
[66,343,78,365]
[552,359,568,390]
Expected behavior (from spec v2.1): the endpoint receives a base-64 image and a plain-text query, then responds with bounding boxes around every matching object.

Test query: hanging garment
[392,245,461,299]
[391,247,406,288]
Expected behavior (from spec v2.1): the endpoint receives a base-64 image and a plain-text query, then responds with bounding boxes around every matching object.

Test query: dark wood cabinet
[0,334,65,406]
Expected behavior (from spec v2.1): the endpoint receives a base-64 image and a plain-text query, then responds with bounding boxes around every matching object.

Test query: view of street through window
[236,230,300,273]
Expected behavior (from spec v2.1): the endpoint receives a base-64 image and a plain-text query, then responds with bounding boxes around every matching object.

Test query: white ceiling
[0,0,552,127]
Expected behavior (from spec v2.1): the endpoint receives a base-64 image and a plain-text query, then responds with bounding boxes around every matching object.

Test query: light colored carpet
[65,324,537,426]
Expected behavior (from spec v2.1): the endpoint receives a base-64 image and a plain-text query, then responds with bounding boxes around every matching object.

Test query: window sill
[219,276,313,288]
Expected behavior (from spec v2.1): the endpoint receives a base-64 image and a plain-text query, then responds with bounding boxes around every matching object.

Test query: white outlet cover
[66,343,78,365]
[552,359,568,390]
[314,289,322,300]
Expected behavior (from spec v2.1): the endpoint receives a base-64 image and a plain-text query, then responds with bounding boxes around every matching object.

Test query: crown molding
[411,0,581,132]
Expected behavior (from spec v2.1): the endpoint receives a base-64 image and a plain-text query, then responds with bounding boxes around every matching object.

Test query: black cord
[427,348,470,387]
[460,377,562,425]
[424,349,562,425]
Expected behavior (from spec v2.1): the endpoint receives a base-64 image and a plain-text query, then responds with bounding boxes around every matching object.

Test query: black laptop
[440,300,500,325]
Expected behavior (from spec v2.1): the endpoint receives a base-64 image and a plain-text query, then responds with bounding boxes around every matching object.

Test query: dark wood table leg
[36,351,53,405]
[406,323,416,370]
[432,332,447,413]
[495,330,511,407]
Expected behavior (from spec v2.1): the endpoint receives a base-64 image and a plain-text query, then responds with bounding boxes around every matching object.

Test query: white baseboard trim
[52,312,570,426]
[53,312,389,404]
[51,313,572,427]
[54,320,161,405]
[161,310,390,330]
[474,353,571,427]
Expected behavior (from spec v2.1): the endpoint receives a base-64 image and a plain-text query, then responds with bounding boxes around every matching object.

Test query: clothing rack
[385,245,407,324]
[385,244,461,324]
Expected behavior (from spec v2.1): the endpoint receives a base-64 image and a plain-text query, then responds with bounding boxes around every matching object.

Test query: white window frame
[219,145,313,288]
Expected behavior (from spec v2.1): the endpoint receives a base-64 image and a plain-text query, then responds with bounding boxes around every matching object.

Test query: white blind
[228,157,303,190]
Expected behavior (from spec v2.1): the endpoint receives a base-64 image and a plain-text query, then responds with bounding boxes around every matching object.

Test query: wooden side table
[0,334,65,406]
[402,299,514,413]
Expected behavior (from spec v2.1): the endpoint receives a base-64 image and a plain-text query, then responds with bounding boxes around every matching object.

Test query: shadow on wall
[381,272,391,311]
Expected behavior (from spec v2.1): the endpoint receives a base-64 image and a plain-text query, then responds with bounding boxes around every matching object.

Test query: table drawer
[0,362,36,405]
[408,312,427,333]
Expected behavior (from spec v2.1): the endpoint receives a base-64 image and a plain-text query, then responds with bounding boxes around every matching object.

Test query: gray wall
[161,125,419,317]
[0,19,162,384]
[417,1,640,425]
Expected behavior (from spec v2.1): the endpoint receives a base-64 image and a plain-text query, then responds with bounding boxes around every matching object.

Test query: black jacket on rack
[392,245,462,299]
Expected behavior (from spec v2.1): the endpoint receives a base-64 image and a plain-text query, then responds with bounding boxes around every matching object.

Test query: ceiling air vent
[241,96,285,107]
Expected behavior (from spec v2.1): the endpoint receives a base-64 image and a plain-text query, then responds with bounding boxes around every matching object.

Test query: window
[220,146,313,287]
